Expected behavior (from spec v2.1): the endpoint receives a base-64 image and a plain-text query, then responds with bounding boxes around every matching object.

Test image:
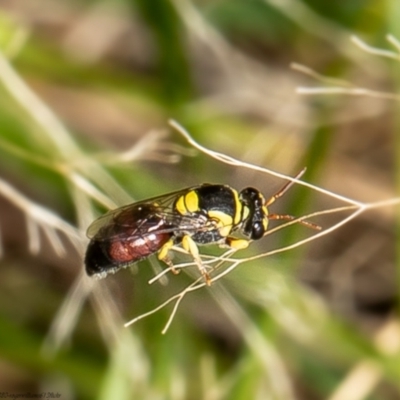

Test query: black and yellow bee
[85,172,319,284]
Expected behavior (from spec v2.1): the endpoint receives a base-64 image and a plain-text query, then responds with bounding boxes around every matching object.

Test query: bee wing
[86,207,125,239]
[86,186,204,241]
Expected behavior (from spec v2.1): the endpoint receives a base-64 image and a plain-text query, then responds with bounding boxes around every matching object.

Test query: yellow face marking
[208,210,233,237]
[232,189,242,225]
[262,204,269,232]
[242,206,250,220]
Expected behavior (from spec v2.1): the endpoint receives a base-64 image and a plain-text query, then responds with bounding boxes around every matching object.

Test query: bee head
[239,188,268,240]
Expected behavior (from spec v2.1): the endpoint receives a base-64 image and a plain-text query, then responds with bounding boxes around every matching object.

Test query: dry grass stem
[42,271,93,355]
[295,35,400,102]
[296,86,400,101]
[351,35,400,60]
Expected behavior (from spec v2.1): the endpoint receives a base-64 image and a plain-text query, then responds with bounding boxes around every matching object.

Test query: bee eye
[251,221,264,240]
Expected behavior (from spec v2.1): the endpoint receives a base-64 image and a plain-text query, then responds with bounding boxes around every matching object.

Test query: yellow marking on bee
[175,195,186,215]
[227,238,249,249]
[182,235,199,257]
[208,210,233,237]
[262,205,269,232]
[182,235,212,285]
[176,191,200,214]
[242,205,250,220]
[185,190,199,213]
[232,189,242,225]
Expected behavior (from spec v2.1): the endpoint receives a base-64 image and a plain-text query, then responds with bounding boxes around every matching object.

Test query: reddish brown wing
[86,189,192,241]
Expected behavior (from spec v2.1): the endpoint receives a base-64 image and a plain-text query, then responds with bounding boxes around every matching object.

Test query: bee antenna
[267,213,321,231]
[264,168,307,207]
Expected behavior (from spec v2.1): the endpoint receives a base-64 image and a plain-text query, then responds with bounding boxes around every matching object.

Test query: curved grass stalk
[351,35,400,60]
[170,119,364,207]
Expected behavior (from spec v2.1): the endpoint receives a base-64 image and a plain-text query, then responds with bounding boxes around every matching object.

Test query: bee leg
[158,239,180,275]
[182,235,212,286]
[225,237,250,250]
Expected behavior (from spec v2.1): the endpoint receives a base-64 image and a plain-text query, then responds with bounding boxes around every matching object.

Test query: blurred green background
[0,0,397,399]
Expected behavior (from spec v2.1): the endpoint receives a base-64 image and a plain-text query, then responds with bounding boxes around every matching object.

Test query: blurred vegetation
[0,0,397,399]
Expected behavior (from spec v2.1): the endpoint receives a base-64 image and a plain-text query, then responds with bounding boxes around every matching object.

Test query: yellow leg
[158,239,180,274]
[225,237,250,250]
[182,235,212,286]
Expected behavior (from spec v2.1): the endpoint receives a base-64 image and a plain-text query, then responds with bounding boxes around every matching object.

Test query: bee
[85,171,319,284]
